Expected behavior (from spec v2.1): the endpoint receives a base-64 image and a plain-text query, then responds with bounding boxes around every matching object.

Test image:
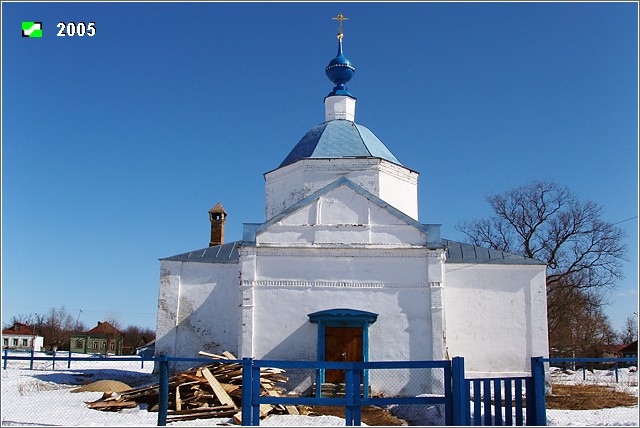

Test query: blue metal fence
[243,359,453,426]
[2,347,149,370]
[4,349,636,426]
[544,357,638,382]
[453,356,544,426]
[0,351,532,426]
[535,357,639,427]
[465,377,528,426]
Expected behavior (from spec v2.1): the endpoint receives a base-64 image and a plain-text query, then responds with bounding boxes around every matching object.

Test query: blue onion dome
[326,35,356,97]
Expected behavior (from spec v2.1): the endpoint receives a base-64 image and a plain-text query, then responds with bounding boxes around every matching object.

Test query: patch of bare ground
[299,405,407,426]
[546,384,638,410]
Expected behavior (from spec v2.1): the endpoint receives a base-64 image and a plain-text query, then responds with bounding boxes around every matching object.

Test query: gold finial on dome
[332,13,348,40]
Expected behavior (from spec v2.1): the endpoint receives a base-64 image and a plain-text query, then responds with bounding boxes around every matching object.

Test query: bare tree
[104,312,123,331]
[122,325,156,355]
[7,313,38,328]
[457,181,627,356]
[619,315,638,345]
[20,306,76,351]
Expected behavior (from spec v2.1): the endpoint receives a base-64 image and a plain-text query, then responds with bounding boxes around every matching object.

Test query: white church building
[155,23,549,394]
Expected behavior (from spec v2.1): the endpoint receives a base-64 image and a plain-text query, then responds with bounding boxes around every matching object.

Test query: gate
[452,357,545,426]
[463,377,531,425]
[243,359,453,426]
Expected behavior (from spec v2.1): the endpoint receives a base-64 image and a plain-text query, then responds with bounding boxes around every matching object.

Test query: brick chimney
[209,203,227,247]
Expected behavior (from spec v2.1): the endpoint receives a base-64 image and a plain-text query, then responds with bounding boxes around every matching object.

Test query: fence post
[345,365,354,426]
[3,348,7,370]
[451,357,466,426]
[614,363,619,383]
[252,363,261,424]
[52,349,56,371]
[241,357,253,427]
[68,350,72,369]
[529,356,547,426]
[157,355,169,426]
[352,367,362,426]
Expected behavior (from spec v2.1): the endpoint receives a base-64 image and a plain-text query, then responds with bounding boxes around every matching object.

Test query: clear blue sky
[2,2,638,334]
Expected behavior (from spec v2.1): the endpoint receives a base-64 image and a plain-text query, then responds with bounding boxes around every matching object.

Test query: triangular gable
[254,177,435,246]
[277,185,411,227]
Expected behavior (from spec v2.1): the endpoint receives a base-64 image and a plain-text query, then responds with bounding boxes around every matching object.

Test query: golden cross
[332,13,349,39]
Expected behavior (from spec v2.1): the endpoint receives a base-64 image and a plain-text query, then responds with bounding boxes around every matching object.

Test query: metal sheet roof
[161,241,241,263]
[443,239,546,265]
[161,238,544,266]
[279,120,402,168]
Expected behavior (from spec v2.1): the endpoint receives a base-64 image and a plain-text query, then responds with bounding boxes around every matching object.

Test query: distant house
[69,321,125,355]
[136,338,155,359]
[619,340,638,360]
[589,342,638,368]
[599,344,627,359]
[2,322,44,351]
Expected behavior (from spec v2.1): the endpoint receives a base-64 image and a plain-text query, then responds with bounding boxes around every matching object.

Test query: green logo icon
[22,22,42,38]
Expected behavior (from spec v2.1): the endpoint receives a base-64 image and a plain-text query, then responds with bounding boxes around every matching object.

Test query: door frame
[308,308,378,392]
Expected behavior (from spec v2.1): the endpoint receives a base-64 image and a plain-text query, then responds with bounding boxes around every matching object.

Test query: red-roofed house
[2,322,44,351]
[599,343,628,358]
[619,340,638,360]
[69,321,125,355]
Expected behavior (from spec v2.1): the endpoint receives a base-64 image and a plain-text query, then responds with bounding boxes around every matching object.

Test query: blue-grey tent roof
[161,241,241,263]
[279,120,402,168]
[443,239,546,265]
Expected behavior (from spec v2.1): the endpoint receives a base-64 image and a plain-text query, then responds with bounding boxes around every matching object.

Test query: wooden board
[222,351,237,360]
[86,399,137,410]
[175,385,182,411]
[261,380,299,415]
[201,367,237,408]
[198,351,227,359]
[260,404,273,417]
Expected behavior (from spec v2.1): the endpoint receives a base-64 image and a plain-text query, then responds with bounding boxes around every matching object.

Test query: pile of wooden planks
[85,351,299,423]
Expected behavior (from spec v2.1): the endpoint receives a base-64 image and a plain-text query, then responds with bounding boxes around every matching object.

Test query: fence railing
[2,350,637,426]
[2,347,150,370]
[0,352,536,426]
[245,359,453,426]
[537,357,638,427]
[546,357,638,382]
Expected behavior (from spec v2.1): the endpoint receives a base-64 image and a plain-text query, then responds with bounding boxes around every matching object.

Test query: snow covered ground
[1,352,638,426]
[545,365,639,427]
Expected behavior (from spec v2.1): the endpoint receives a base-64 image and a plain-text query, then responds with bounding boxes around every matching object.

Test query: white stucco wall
[324,96,356,121]
[155,259,241,361]
[33,336,44,352]
[264,158,418,221]
[2,335,44,351]
[443,263,549,377]
[378,161,419,219]
[238,246,445,396]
